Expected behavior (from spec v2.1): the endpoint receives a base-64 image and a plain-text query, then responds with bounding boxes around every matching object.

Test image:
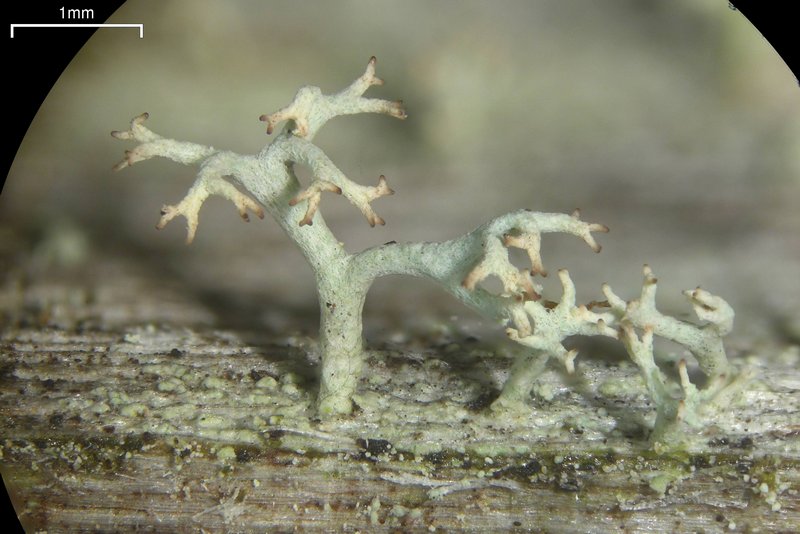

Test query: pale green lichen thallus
[111,57,745,445]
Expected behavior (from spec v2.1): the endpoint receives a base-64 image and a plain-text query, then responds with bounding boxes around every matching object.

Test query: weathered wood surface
[1,244,799,533]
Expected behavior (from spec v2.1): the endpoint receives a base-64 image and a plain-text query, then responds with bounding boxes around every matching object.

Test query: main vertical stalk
[314,265,370,415]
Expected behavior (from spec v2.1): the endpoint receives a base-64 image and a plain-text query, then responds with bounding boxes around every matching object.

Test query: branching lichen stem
[112,57,742,439]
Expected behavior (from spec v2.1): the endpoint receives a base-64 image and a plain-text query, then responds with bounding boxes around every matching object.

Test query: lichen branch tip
[110,112,150,141]
[290,180,343,226]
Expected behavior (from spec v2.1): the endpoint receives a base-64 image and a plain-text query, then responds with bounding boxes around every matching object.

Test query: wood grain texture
[1,244,798,533]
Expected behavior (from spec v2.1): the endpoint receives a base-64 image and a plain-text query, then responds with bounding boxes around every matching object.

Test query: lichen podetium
[112,57,747,445]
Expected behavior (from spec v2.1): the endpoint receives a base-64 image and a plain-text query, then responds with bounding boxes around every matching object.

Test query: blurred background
[2,0,798,346]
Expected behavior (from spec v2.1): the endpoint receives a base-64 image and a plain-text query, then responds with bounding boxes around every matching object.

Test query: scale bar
[10,24,144,38]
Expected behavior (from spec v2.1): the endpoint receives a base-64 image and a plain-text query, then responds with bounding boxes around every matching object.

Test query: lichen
[112,57,746,444]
